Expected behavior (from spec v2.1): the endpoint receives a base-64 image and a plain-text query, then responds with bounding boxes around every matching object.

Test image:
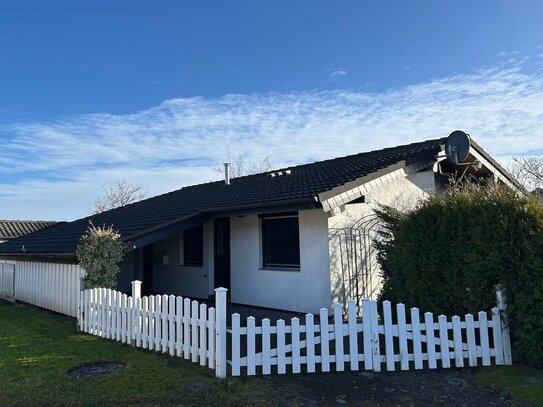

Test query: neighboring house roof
[0,220,60,241]
[0,136,517,259]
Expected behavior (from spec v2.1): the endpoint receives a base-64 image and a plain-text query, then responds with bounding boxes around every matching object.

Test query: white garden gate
[229,289,512,376]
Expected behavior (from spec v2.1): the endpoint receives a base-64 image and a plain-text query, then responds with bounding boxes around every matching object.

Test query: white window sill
[259,267,301,273]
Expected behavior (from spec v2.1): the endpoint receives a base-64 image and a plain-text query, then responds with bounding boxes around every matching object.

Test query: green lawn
[478,365,543,407]
[0,301,274,407]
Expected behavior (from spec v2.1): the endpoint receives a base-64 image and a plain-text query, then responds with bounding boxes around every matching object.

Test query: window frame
[260,212,301,270]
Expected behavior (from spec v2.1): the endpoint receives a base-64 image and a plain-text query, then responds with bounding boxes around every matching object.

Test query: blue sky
[1,1,543,220]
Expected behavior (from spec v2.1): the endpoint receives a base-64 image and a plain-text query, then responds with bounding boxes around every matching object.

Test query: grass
[0,301,274,407]
[478,365,543,406]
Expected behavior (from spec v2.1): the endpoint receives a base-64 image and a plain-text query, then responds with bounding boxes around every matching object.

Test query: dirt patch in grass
[68,362,126,379]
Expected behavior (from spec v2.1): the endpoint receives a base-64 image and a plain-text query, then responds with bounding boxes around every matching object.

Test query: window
[183,225,203,266]
[261,213,300,269]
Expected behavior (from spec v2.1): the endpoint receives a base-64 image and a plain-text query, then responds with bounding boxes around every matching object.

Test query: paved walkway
[225,302,304,323]
[197,299,305,325]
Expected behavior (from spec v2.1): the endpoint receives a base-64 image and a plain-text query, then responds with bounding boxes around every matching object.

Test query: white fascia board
[469,147,519,192]
[322,166,416,214]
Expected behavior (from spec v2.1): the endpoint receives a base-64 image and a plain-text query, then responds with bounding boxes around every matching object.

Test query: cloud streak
[329,70,348,80]
[1,65,542,220]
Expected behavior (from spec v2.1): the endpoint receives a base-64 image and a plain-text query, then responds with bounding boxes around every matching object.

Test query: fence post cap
[214,287,228,293]
[131,280,142,300]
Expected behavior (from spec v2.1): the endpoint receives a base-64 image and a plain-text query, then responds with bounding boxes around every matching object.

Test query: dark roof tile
[0,220,60,240]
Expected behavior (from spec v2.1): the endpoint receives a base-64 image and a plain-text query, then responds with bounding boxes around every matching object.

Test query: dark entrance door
[214,217,231,291]
[142,244,154,295]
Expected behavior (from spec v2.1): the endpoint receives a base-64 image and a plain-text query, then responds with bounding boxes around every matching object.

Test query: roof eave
[0,253,78,263]
[201,197,320,217]
[125,198,321,250]
[468,139,526,193]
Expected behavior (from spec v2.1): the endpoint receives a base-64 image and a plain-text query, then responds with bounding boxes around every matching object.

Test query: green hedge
[375,183,543,367]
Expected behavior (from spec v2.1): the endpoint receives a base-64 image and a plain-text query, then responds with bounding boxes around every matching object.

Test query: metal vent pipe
[224,163,231,185]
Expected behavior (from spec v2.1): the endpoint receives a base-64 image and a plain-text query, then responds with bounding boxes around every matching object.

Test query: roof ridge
[265,136,446,173]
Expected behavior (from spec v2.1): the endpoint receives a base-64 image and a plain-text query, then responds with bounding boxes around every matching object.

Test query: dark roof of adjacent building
[0,220,60,240]
[0,137,452,258]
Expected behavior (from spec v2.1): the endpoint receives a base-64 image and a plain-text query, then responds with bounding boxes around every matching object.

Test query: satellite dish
[445,130,471,164]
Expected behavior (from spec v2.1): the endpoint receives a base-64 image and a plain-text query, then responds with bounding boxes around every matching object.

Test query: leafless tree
[215,148,272,179]
[89,180,146,214]
[508,156,543,191]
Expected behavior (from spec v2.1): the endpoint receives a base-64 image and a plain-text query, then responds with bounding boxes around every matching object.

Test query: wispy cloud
[328,69,348,80]
[1,64,543,220]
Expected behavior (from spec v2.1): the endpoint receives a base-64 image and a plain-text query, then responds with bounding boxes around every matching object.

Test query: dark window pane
[184,225,203,266]
[262,216,300,268]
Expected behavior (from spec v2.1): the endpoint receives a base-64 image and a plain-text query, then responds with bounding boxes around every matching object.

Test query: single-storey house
[0,134,520,317]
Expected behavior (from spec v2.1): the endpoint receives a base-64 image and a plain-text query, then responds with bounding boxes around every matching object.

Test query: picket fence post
[495,285,512,365]
[215,287,228,378]
[78,277,86,332]
[78,290,84,331]
[131,280,142,300]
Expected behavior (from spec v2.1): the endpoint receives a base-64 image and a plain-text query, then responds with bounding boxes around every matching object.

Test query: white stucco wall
[151,220,214,299]
[362,170,435,210]
[328,170,435,304]
[230,209,331,314]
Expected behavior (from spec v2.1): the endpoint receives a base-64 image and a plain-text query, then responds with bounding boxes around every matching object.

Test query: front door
[214,217,231,291]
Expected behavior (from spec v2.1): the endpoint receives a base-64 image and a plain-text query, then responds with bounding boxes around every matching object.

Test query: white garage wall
[14,260,82,317]
[230,209,331,314]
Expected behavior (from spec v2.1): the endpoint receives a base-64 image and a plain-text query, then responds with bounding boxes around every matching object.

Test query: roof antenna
[224,163,231,185]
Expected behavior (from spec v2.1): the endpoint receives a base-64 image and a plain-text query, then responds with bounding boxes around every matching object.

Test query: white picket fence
[78,281,512,378]
[229,289,512,376]
[78,282,228,377]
